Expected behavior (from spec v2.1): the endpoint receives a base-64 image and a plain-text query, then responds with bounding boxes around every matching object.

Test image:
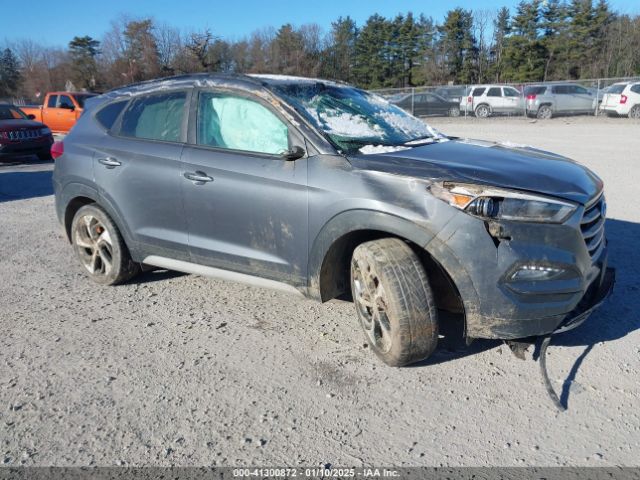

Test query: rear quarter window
[525,86,546,95]
[118,92,187,143]
[630,84,640,94]
[608,84,627,94]
[95,100,128,130]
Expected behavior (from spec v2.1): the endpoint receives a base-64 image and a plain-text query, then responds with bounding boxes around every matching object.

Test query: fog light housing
[510,265,565,281]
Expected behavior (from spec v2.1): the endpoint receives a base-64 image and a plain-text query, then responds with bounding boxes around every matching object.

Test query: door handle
[184,171,213,184]
[98,157,121,168]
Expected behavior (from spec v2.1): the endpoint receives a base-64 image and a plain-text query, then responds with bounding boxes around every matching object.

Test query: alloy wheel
[351,256,393,353]
[73,215,113,276]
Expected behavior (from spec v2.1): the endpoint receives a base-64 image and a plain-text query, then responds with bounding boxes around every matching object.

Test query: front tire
[448,106,461,117]
[71,204,140,285]
[351,238,439,367]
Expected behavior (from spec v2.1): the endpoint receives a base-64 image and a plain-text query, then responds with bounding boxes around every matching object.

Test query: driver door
[180,89,309,286]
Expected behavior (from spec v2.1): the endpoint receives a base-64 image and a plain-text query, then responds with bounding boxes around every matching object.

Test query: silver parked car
[460,85,525,118]
[525,83,596,119]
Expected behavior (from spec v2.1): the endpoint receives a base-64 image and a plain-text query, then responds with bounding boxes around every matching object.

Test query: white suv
[600,82,640,119]
[460,85,525,118]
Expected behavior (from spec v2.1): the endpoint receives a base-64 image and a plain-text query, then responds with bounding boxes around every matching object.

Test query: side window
[487,87,502,97]
[472,88,486,97]
[504,87,520,97]
[47,95,59,108]
[119,91,186,143]
[574,86,588,94]
[95,100,128,130]
[631,85,640,94]
[59,95,74,108]
[197,92,289,155]
[552,85,568,94]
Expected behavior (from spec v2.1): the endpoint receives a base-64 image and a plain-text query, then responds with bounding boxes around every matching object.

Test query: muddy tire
[350,238,438,367]
[474,104,490,118]
[537,105,553,119]
[629,105,640,119]
[71,204,140,285]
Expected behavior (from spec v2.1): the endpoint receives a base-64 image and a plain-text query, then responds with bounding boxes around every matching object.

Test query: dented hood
[347,139,602,205]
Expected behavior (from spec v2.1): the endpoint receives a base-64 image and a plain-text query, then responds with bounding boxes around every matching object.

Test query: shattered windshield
[271,83,443,153]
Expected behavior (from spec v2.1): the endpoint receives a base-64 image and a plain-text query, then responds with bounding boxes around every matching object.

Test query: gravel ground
[0,116,639,468]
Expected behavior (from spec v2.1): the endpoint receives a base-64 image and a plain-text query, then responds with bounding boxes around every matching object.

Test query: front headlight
[40,127,52,136]
[428,182,577,223]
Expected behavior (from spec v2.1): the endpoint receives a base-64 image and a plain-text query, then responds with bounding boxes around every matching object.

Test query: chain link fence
[371,76,640,119]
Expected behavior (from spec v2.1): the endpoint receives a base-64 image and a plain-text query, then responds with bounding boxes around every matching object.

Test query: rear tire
[537,105,553,119]
[71,204,140,285]
[350,238,439,367]
[474,104,490,118]
[629,105,640,119]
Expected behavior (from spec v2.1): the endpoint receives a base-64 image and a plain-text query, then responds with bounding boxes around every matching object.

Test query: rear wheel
[350,238,439,367]
[537,105,553,119]
[474,104,490,118]
[629,105,640,119]
[71,204,140,285]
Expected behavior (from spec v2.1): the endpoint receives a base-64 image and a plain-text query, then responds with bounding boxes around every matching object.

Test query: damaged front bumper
[551,266,615,334]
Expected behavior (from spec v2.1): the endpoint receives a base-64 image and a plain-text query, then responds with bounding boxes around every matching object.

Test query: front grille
[581,193,606,258]
[6,129,41,141]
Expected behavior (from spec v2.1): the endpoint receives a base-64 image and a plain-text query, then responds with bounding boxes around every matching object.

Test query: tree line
[1,0,639,100]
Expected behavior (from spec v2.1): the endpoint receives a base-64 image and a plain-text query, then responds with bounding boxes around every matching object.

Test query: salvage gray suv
[53,73,614,367]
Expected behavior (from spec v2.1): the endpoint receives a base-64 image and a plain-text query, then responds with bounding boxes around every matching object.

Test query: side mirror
[27,114,36,120]
[281,145,305,161]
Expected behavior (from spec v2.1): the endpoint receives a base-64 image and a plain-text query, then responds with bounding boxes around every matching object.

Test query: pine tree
[354,14,392,88]
[439,8,478,84]
[123,19,161,82]
[502,0,547,82]
[327,16,358,82]
[68,36,100,90]
[490,7,511,82]
[0,48,21,99]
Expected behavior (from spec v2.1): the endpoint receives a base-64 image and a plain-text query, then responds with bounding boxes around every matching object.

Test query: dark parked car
[434,85,467,104]
[53,74,614,367]
[0,103,54,161]
[392,91,460,117]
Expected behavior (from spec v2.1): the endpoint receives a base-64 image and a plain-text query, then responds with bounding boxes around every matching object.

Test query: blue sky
[4,0,640,47]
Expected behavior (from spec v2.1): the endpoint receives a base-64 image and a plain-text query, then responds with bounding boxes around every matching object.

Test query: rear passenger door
[486,87,504,112]
[502,87,523,114]
[551,85,570,112]
[180,89,309,286]
[93,90,190,260]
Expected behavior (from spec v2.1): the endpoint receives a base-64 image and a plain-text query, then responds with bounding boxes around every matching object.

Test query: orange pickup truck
[21,91,97,134]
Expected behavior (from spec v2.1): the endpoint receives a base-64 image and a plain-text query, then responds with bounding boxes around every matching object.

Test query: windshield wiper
[403,135,436,146]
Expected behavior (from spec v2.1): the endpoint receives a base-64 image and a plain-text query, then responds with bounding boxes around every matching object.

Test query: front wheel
[629,105,640,119]
[448,107,461,117]
[71,204,140,285]
[351,238,439,367]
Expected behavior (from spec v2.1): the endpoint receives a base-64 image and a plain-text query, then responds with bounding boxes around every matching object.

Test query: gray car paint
[53,73,612,341]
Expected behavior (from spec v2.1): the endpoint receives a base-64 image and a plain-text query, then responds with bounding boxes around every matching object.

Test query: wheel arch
[61,185,138,259]
[307,210,468,321]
